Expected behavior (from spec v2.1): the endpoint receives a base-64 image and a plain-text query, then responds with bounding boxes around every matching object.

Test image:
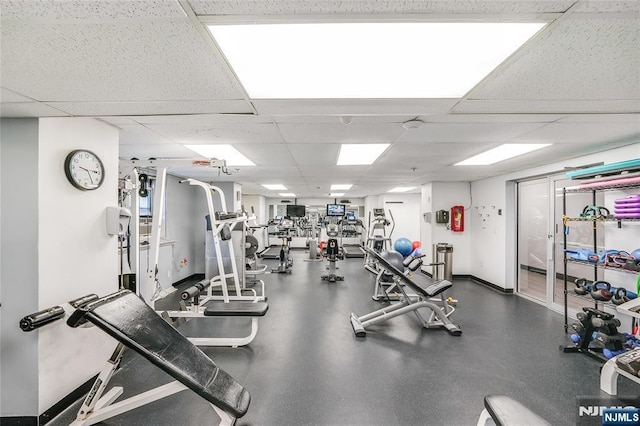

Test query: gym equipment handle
[20,306,65,332]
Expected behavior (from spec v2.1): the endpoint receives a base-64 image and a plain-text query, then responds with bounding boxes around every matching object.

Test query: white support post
[148,167,167,307]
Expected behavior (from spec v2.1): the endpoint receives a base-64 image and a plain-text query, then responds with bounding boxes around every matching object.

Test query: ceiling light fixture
[262,184,287,190]
[454,143,551,166]
[337,144,389,166]
[330,184,353,190]
[388,187,416,193]
[208,22,547,99]
[279,192,296,197]
[185,144,255,166]
[329,192,345,197]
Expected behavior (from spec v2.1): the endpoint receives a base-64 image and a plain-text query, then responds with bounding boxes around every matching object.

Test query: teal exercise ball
[394,238,413,257]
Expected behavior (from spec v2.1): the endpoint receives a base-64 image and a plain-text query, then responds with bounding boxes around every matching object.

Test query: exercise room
[1,1,639,425]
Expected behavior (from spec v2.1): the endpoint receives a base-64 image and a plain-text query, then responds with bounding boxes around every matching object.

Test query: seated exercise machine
[350,247,461,338]
[162,179,269,346]
[321,223,344,282]
[20,290,251,425]
[370,252,426,301]
[477,395,550,426]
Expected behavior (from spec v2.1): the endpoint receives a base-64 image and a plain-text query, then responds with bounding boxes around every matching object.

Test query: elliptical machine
[321,222,344,282]
[272,217,294,274]
[364,208,394,274]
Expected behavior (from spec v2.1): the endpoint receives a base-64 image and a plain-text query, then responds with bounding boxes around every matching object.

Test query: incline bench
[350,247,462,338]
[66,290,251,425]
[477,395,551,426]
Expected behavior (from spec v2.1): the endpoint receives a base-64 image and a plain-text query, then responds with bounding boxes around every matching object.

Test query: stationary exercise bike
[321,223,344,282]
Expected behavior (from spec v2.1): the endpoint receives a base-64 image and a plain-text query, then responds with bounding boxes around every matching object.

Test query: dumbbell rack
[561,181,640,361]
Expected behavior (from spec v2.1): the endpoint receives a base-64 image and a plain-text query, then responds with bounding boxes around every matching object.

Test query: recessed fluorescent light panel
[329,193,345,197]
[208,22,546,98]
[331,184,352,190]
[262,184,287,190]
[455,144,551,166]
[279,193,296,197]
[388,187,416,193]
[185,144,255,166]
[337,144,389,166]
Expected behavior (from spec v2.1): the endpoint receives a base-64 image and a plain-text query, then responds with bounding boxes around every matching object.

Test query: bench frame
[350,248,461,338]
[600,350,640,395]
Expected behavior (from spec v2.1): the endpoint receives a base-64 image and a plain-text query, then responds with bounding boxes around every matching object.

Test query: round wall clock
[64,149,105,191]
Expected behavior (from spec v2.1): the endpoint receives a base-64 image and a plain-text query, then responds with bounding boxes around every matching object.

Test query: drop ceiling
[1,0,639,198]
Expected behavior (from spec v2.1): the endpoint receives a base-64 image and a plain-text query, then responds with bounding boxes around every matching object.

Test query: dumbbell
[592,317,621,328]
[612,287,631,305]
[574,278,591,295]
[590,281,613,302]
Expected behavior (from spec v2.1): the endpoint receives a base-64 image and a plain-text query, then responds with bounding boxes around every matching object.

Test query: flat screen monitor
[286,204,306,218]
[326,204,346,217]
[346,212,356,221]
[373,208,385,216]
[275,215,283,221]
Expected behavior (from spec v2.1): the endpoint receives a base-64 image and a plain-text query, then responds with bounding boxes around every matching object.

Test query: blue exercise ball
[394,238,413,257]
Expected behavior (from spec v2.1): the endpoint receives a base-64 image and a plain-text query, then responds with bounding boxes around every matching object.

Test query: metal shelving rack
[561,182,640,361]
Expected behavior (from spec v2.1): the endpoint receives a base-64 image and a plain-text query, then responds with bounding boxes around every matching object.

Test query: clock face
[64,150,105,191]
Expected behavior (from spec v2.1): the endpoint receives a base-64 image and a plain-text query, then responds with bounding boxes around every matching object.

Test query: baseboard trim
[1,373,98,425]
[469,275,514,294]
[38,373,98,424]
[0,417,37,426]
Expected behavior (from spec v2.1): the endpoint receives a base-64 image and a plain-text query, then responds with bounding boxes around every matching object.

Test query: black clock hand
[79,167,94,184]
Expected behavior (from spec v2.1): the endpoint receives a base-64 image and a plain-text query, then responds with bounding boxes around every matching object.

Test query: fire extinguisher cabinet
[450,206,464,232]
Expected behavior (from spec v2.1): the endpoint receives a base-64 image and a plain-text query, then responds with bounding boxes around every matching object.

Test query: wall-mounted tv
[286,204,306,218]
[326,204,346,217]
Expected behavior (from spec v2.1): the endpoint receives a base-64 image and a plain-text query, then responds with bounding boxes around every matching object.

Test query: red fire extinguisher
[450,206,464,232]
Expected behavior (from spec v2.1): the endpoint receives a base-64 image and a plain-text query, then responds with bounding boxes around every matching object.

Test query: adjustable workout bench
[21,290,251,425]
[350,247,462,337]
[477,395,550,426]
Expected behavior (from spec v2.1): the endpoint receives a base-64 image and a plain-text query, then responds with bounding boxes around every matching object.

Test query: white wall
[1,118,40,417]
[431,182,472,274]
[1,118,118,417]
[379,193,421,244]
[37,117,119,412]
[471,143,640,290]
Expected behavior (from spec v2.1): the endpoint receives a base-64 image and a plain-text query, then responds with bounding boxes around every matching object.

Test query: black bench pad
[204,301,269,317]
[364,247,451,298]
[67,290,250,418]
[484,395,550,426]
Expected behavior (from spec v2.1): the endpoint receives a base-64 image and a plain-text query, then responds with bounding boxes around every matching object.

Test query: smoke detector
[402,119,424,130]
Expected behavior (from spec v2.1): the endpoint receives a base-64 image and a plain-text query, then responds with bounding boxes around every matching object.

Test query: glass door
[517,178,550,302]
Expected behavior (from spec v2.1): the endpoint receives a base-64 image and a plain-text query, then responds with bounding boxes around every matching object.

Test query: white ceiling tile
[0,0,186,19]
[117,124,174,144]
[278,123,404,144]
[453,99,640,114]
[119,144,197,159]
[1,88,34,102]
[98,117,141,126]
[511,122,640,144]
[1,20,243,102]
[570,1,640,13]
[557,114,640,123]
[253,99,457,116]
[46,101,252,116]
[423,113,566,123]
[0,102,70,117]
[274,115,415,124]
[466,16,640,101]
[287,144,341,165]
[230,144,296,166]
[134,114,272,125]
[189,0,573,15]
[140,123,284,144]
[397,122,545,143]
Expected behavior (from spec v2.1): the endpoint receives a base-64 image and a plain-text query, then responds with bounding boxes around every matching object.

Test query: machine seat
[204,301,269,317]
